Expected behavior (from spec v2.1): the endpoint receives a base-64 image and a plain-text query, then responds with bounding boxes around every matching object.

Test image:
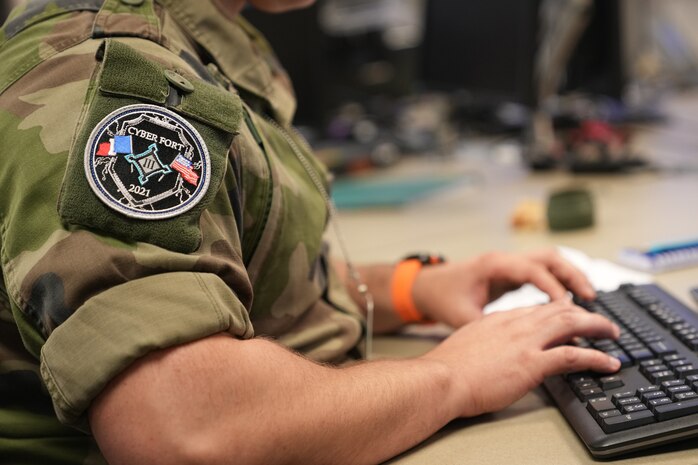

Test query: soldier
[0,0,620,464]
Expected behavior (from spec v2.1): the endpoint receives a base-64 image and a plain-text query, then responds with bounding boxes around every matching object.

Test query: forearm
[337,261,405,333]
[91,334,456,465]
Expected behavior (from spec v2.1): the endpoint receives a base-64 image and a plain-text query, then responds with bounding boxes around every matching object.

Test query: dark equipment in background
[243,1,425,173]
[247,0,627,126]
[420,0,541,109]
[421,0,643,172]
[246,0,638,172]
[243,2,419,128]
[420,0,625,132]
[242,4,329,125]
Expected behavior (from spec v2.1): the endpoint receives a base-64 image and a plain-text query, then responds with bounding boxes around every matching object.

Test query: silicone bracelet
[391,258,430,323]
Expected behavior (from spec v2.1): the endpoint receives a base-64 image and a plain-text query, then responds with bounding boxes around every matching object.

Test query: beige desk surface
[329,96,698,464]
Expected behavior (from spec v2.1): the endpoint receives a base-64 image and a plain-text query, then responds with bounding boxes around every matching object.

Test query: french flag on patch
[95,135,133,156]
[170,154,199,186]
[96,139,115,156]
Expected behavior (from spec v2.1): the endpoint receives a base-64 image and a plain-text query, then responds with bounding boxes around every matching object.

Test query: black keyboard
[544,283,698,458]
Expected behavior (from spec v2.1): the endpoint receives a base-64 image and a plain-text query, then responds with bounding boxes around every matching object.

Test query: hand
[412,248,596,327]
[421,299,621,418]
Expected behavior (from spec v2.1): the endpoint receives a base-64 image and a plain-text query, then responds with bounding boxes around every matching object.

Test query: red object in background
[569,120,627,146]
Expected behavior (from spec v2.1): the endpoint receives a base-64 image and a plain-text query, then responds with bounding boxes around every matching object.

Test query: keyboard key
[612,391,636,403]
[640,391,666,403]
[587,397,616,418]
[671,322,692,332]
[622,343,645,352]
[567,373,595,384]
[648,370,676,384]
[598,409,621,421]
[622,403,648,414]
[675,365,698,378]
[643,364,668,375]
[616,397,641,407]
[649,397,672,411]
[599,376,624,390]
[601,410,655,433]
[674,392,698,402]
[641,334,664,344]
[654,398,698,421]
[667,385,691,399]
[578,388,606,401]
[640,359,663,368]
[649,342,677,356]
[594,339,619,351]
[668,359,690,368]
[629,349,654,361]
[573,381,598,393]
[675,328,697,338]
[607,350,632,368]
[661,380,685,389]
[663,317,684,328]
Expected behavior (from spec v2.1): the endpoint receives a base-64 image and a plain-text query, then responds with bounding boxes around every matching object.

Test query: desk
[329,115,698,463]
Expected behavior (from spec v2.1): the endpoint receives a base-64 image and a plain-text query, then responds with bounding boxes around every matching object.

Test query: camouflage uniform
[0,0,365,463]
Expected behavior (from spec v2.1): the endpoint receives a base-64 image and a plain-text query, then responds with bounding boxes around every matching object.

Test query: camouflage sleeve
[0,36,254,430]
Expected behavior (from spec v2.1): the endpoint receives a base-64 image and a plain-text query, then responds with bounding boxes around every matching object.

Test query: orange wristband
[391,255,444,323]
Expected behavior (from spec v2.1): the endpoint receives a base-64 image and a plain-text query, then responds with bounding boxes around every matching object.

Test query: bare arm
[90,334,454,465]
[90,300,620,465]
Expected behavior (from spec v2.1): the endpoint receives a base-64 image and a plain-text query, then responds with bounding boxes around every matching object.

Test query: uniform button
[120,0,145,5]
[164,69,194,93]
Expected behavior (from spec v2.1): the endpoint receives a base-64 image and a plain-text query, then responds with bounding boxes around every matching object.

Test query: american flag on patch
[170,154,199,186]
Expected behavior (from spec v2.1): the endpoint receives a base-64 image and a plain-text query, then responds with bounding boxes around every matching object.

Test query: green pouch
[59,39,242,253]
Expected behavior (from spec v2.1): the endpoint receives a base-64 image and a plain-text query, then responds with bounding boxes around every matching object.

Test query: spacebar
[654,399,698,421]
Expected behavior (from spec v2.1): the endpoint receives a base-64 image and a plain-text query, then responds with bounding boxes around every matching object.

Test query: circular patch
[84,104,211,220]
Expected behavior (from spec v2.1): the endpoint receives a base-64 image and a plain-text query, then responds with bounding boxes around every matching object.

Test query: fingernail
[608,356,621,371]
[613,324,621,338]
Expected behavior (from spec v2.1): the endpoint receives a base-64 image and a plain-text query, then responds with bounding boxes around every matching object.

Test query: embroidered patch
[84,104,210,220]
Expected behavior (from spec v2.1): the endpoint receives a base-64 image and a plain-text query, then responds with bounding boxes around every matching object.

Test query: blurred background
[4,0,698,207]
[237,0,698,176]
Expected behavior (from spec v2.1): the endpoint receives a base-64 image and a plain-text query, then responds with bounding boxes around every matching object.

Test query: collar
[157,0,296,125]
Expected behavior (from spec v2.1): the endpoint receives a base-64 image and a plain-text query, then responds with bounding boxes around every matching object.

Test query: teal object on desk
[331,175,460,209]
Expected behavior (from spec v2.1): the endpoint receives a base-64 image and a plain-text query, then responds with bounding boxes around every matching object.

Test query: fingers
[540,346,621,377]
[537,305,620,347]
[525,301,621,377]
[504,298,578,321]
[499,257,569,301]
[527,248,596,300]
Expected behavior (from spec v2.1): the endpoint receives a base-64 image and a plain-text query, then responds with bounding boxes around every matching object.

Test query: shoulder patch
[85,104,210,220]
[59,39,243,253]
